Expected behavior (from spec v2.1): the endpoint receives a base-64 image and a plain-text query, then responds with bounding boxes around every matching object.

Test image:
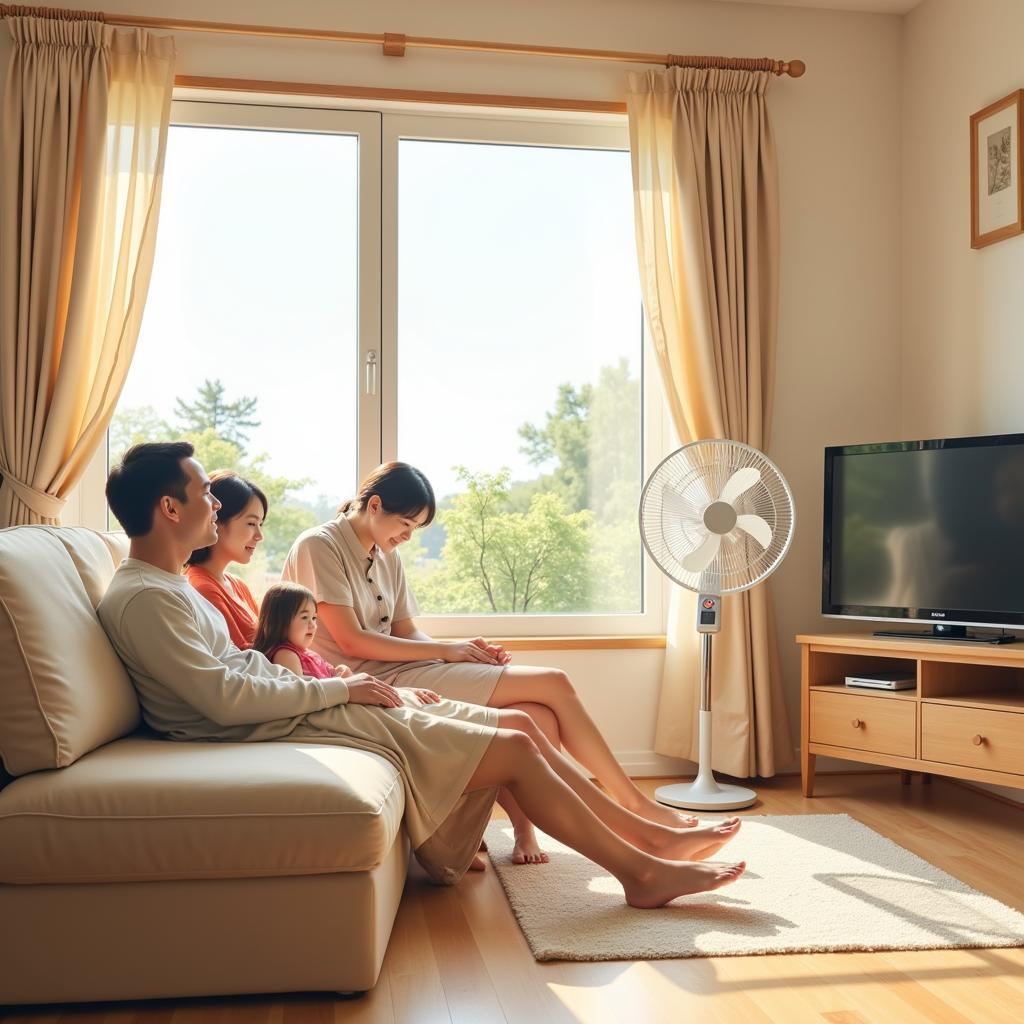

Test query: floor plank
[3,774,1021,1024]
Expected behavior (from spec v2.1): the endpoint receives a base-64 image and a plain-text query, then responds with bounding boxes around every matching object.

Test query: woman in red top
[185,472,267,648]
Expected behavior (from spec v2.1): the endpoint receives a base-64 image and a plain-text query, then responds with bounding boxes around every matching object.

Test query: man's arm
[116,589,350,727]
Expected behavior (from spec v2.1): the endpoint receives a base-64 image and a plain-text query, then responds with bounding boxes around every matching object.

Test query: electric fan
[639,439,795,810]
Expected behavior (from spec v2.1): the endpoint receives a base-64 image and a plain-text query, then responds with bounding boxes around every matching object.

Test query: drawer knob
[972,734,985,746]
[851,718,863,729]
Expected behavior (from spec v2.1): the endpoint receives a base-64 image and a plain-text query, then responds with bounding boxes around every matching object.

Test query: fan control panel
[696,594,721,633]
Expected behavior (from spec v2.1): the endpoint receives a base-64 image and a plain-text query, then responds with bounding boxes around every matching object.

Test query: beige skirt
[358,659,505,706]
[275,691,499,884]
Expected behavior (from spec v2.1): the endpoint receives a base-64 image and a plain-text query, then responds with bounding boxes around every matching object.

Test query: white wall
[4,0,905,776]
[902,0,1024,803]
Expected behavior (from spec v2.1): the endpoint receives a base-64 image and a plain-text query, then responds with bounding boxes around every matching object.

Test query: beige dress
[98,559,499,884]
[282,517,504,704]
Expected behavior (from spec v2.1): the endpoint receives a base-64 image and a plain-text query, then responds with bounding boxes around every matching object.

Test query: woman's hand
[441,638,502,665]
[346,675,403,708]
[479,638,512,665]
[406,688,442,705]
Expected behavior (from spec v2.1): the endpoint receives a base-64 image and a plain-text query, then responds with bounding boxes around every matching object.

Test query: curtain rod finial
[784,59,806,78]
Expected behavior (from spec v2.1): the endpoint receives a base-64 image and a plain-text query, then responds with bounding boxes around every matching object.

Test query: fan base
[655,780,757,811]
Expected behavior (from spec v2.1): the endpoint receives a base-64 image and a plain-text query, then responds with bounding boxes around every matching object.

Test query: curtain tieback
[0,469,66,519]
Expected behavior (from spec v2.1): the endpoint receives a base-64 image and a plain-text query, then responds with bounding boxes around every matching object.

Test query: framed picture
[971,90,1024,248]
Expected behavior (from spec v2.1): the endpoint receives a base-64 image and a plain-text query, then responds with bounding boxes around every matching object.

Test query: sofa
[0,525,409,1005]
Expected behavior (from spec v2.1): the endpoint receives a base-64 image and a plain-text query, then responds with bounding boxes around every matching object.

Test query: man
[98,442,744,901]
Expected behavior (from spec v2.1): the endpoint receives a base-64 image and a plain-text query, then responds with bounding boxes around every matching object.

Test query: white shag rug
[483,813,1024,961]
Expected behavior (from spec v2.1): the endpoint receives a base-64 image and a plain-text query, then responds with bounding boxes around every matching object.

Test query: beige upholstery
[0,526,139,775]
[0,736,404,882]
[0,840,410,1003]
[51,527,129,609]
[0,525,410,1003]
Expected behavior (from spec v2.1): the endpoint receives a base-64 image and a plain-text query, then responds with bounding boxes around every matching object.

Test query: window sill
[450,635,667,651]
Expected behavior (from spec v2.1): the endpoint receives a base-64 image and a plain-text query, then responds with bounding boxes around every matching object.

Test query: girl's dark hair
[338,461,436,526]
[252,583,317,659]
[187,471,269,566]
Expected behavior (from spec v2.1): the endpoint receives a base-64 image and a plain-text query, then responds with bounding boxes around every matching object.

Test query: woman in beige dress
[282,463,701,865]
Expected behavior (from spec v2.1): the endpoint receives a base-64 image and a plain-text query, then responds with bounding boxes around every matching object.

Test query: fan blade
[681,532,722,573]
[661,483,707,525]
[735,514,773,550]
[718,466,761,505]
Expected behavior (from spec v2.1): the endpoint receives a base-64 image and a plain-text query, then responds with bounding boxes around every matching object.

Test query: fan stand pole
[655,633,758,812]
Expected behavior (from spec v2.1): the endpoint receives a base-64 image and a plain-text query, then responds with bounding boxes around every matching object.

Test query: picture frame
[971,90,1024,248]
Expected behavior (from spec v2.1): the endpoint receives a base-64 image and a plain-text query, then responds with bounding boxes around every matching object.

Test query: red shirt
[185,565,259,649]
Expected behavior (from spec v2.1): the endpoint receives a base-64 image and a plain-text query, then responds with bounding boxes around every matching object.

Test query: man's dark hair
[106,441,195,537]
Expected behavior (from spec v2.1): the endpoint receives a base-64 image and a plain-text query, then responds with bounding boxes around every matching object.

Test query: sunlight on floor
[548,961,704,1023]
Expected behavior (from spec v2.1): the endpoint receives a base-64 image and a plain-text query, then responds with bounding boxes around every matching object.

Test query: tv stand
[873,625,1018,645]
[797,633,1024,797]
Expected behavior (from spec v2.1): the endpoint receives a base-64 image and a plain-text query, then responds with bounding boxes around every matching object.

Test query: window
[89,100,664,633]
[106,104,380,599]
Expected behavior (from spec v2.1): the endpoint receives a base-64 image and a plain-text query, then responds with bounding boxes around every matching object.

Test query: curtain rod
[0,6,806,78]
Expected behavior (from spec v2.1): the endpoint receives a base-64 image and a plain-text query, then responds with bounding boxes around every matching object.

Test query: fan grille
[639,440,795,594]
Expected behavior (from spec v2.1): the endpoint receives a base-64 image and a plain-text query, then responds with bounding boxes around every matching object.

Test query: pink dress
[267,641,337,680]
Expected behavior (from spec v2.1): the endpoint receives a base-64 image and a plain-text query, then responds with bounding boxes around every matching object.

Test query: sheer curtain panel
[0,12,174,526]
[627,67,793,778]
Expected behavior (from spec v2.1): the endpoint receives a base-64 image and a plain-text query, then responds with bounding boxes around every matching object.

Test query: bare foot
[510,826,550,865]
[641,817,742,861]
[625,794,699,829]
[623,859,746,909]
[468,852,488,872]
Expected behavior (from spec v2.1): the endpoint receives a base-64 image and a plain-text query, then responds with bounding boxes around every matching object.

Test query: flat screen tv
[822,433,1024,643]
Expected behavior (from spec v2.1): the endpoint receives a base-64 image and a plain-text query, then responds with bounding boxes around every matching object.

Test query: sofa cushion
[0,526,140,775]
[51,528,128,610]
[0,736,405,883]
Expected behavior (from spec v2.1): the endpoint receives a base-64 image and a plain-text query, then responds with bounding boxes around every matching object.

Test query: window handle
[365,350,378,396]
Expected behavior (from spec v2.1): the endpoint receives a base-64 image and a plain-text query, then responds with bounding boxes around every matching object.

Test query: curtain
[0,11,174,527]
[627,67,793,777]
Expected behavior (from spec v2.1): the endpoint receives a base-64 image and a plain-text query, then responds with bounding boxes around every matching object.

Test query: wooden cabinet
[797,634,1024,797]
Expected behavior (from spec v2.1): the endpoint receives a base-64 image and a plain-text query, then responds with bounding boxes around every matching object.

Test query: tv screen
[823,433,1024,630]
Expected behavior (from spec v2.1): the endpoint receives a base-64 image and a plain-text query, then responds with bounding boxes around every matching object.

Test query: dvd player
[844,671,915,691]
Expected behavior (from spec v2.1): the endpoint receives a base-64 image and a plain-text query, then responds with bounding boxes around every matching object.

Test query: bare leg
[465,726,746,908]
[472,704,557,869]
[496,703,557,864]
[490,667,699,828]
[498,711,741,862]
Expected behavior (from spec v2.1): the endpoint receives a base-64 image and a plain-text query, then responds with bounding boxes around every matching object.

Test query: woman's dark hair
[338,462,436,526]
[106,441,194,537]
[253,582,317,659]
[187,471,269,566]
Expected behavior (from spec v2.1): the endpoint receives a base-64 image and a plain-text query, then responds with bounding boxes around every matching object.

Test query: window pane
[397,140,643,615]
[110,124,360,597]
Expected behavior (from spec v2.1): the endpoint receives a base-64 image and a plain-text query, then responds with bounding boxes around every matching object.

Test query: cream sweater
[98,558,350,741]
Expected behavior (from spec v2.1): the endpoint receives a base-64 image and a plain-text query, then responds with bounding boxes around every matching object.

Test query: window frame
[381,112,664,637]
[75,96,669,638]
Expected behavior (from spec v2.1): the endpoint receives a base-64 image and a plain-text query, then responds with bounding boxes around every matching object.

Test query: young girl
[254,582,345,678]
[254,582,444,707]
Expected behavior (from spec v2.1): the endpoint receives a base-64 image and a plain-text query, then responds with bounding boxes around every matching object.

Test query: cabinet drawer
[922,703,1024,775]
[810,691,917,757]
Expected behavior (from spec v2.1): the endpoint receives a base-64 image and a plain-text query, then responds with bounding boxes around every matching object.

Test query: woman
[185,471,267,648]
[281,463,700,865]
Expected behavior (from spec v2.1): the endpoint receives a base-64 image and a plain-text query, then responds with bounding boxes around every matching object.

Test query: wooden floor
[4,773,1023,1024]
